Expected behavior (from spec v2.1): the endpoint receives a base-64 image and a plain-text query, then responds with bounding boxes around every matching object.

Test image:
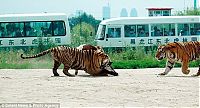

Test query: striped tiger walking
[21,46,118,77]
[155,41,200,76]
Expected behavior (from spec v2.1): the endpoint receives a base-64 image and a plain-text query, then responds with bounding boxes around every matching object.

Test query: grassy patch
[112,58,166,69]
[0,46,200,69]
[0,49,52,69]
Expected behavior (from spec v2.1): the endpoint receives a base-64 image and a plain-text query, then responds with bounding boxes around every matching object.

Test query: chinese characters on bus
[0,38,62,46]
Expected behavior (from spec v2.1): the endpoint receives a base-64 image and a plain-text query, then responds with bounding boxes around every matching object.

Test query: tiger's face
[155,45,166,60]
[99,53,118,76]
[100,54,113,69]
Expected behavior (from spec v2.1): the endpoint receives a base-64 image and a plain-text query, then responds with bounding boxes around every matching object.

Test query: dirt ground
[0,68,199,107]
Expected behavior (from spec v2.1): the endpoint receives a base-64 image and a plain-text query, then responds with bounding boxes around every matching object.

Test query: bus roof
[100,16,200,25]
[0,13,68,22]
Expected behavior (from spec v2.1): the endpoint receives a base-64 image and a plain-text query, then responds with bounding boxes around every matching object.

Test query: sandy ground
[0,68,199,107]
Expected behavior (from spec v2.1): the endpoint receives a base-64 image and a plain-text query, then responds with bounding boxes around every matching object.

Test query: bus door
[105,25,123,47]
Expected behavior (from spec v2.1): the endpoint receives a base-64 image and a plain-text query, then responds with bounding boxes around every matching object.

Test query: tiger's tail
[21,48,54,59]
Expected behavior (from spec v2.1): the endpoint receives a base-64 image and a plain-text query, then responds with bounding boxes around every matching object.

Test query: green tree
[71,22,96,47]
[174,8,200,16]
[68,12,101,32]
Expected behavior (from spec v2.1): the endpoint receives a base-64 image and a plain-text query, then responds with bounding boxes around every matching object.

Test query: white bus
[96,16,200,48]
[0,13,70,47]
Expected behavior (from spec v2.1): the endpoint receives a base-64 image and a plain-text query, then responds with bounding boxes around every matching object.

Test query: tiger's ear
[96,49,102,53]
[96,46,101,49]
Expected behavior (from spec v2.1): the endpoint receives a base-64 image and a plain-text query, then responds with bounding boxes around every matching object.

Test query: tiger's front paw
[182,70,190,75]
[158,72,166,75]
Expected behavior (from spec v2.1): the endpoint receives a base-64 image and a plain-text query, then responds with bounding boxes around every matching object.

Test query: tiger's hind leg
[63,65,75,77]
[159,60,175,75]
[53,60,61,76]
[181,60,190,75]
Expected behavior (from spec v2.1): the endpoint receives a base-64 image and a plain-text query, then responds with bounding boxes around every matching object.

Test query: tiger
[155,41,200,76]
[75,44,104,75]
[21,46,118,77]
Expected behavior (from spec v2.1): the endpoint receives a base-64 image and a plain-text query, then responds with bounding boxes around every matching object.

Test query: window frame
[0,20,66,38]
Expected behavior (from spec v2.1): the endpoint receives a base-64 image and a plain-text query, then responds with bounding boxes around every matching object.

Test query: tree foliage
[68,12,101,32]
[174,8,200,16]
[71,22,96,47]
[68,12,101,47]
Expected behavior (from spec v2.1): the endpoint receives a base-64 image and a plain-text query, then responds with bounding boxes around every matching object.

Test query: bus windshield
[96,25,106,40]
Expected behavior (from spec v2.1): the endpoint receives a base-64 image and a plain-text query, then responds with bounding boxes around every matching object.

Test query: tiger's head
[155,45,167,60]
[155,43,177,61]
[98,52,118,76]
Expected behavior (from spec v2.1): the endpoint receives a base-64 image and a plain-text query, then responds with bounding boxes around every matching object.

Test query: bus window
[25,22,34,36]
[25,22,51,37]
[195,23,200,35]
[100,25,106,39]
[96,25,105,40]
[14,23,24,37]
[137,25,148,37]
[151,24,162,36]
[151,24,175,36]
[0,23,6,37]
[190,23,195,35]
[163,24,175,36]
[163,10,170,16]
[149,11,153,16]
[190,23,200,35]
[124,25,136,37]
[0,22,24,37]
[155,11,161,16]
[52,21,66,36]
[107,27,121,38]
[6,23,15,37]
[178,24,190,36]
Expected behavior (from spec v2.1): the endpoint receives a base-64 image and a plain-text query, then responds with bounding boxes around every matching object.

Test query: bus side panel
[122,36,200,47]
[0,36,70,47]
